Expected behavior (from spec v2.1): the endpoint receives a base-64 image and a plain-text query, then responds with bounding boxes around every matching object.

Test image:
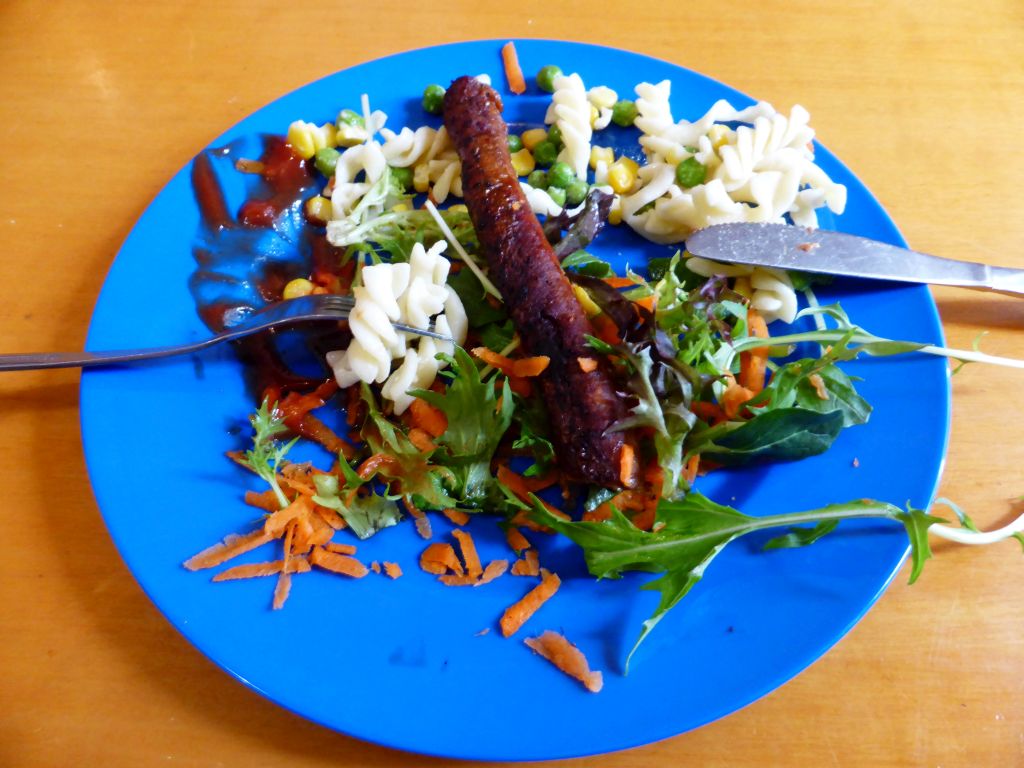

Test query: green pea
[422,84,446,115]
[675,157,707,188]
[547,186,567,208]
[390,165,413,191]
[565,179,589,206]
[313,147,341,177]
[536,65,562,93]
[611,100,639,127]
[507,134,524,153]
[547,161,574,189]
[547,124,563,148]
[532,140,558,167]
[527,169,548,189]
[336,109,364,128]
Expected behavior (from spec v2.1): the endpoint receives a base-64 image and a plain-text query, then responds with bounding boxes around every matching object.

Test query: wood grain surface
[1,1,1021,766]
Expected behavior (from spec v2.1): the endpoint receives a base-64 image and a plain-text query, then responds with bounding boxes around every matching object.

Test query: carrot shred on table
[370,561,381,574]
[263,496,313,538]
[475,559,509,586]
[325,542,357,555]
[405,496,433,539]
[383,561,403,579]
[505,526,531,554]
[420,542,464,575]
[511,549,540,577]
[524,630,603,693]
[440,573,479,586]
[212,558,311,581]
[442,508,470,526]
[500,568,561,637]
[309,546,369,578]
[184,528,273,571]
[452,529,483,578]
[577,356,598,373]
[501,41,527,94]
[408,397,448,437]
[244,489,281,513]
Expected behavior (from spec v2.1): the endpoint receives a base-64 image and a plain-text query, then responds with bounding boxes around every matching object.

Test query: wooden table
[2,2,1021,765]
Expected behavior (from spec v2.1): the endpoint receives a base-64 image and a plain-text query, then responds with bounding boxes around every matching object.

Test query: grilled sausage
[443,76,632,488]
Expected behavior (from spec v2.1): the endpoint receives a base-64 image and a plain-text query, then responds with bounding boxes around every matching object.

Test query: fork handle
[0,339,227,371]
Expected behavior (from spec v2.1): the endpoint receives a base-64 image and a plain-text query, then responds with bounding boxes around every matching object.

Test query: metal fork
[0,294,452,372]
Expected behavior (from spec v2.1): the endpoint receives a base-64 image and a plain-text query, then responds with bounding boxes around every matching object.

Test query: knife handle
[986,266,1024,298]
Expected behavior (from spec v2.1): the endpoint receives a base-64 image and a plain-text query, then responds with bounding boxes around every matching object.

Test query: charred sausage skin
[443,76,631,488]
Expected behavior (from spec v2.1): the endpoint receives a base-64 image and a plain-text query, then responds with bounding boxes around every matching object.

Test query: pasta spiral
[326,241,468,414]
[544,72,592,179]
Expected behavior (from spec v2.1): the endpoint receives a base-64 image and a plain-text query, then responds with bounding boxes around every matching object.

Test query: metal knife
[685,222,1024,297]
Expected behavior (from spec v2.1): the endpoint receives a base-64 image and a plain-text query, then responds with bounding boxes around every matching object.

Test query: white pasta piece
[545,72,592,179]
[684,256,798,325]
[588,85,618,109]
[621,163,676,218]
[379,125,438,167]
[330,141,388,219]
[474,73,492,86]
[593,107,613,130]
[326,241,468,411]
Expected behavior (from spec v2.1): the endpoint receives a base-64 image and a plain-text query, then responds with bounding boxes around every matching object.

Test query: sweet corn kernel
[707,124,731,149]
[413,163,430,193]
[391,202,411,212]
[521,128,548,151]
[510,148,536,177]
[320,123,338,148]
[617,156,640,175]
[572,284,602,318]
[589,146,614,171]
[607,160,637,194]
[447,204,469,214]
[287,121,318,159]
[608,196,623,225]
[305,195,332,223]
[283,278,315,299]
[336,124,369,148]
[589,104,600,128]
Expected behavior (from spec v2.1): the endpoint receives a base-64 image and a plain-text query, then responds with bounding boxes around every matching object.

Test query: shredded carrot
[272,571,292,610]
[591,313,621,346]
[635,294,657,313]
[808,373,829,400]
[440,573,479,586]
[500,568,561,637]
[524,631,603,693]
[738,308,770,393]
[618,444,637,488]
[476,559,508,585]
[602,276,635,288]
[577,356,598,373]
[408,397,448,437]
[683,454,701,486]
[419,542,464,575]
[501,41,527,95]
[511,549,540,576]
[407,427,436,453]
[314,506,347,530]
[507,375,533,397]
[404,496,432,539]
[212,558,311,581]
[309,546,369,578]
[357,453,403,480]
[442,508,470,526]
[184,528,273,571]
[370,561,381,574]
[512,356,550,378]
[383,561,402,579]
[244,489,281,513]
[471,347,550,378]
[452,529,483,578]
[263,496,313,538]
[691,400,727,424]
[505,527,531,554]
[325,542,357,555]
[721,383,755,420]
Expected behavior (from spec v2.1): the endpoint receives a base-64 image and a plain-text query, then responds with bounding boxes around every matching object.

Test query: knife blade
[685,222,1024,298]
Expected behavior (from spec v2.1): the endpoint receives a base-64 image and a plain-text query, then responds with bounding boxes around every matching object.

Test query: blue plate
[80,40,950,760]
